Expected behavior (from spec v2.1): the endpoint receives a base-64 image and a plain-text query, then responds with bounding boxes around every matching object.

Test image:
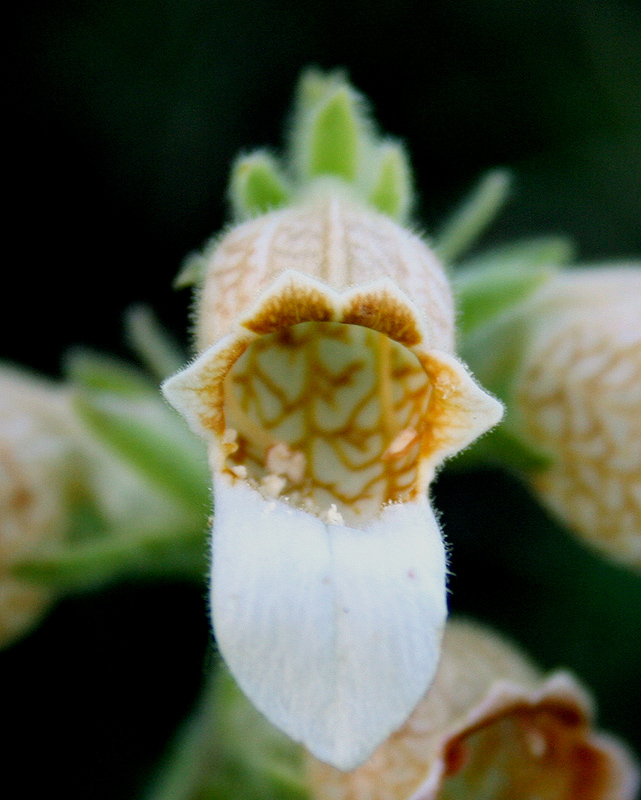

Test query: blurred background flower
[0,366,78,647]
[5,1,641,797]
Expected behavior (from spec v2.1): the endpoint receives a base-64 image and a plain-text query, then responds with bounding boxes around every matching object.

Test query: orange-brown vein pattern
[196,193,453,354]
[516,312,641,563]
[224,321,431,523]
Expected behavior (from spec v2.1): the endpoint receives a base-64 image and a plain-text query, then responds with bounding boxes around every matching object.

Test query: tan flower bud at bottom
[0,366,77,647]
[306,620,639,800]
[512,267,641,567]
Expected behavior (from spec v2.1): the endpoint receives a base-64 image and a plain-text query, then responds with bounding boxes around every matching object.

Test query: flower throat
[222,321,432,525]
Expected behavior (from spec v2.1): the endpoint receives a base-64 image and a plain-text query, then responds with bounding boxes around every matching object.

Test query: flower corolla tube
[512,266,641,566]
[163,75,503,770]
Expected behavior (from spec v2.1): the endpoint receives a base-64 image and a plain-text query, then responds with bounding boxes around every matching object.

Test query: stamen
[266,442,307,483]
[325,503,344,525]
[377,331,396,441]
[382,427,419,460]
[260,473,287,498]
[222,427,239,455]
[222,427,238,443]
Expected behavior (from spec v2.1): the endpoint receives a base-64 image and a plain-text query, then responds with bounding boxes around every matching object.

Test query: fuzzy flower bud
[307,619,640,800]
[163,72,503,770]
[0,366,78,647]
[512,266,641,566]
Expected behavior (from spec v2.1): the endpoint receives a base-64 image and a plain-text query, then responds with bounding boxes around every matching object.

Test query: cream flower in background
[0,366,77,647]
[307,619,640,800]
[163,186,503,769]
[512,266,641,566]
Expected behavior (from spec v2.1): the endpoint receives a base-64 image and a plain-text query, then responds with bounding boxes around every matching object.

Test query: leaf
[64,348,154,396]
[448,423,554,475]
[12,524,208,590]
[454,260,556,335]
[73,389,210,512]
[434,169,513,263]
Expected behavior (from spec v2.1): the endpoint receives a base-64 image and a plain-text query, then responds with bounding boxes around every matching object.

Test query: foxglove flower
[307,619,640,800]
[512,267,641,566]
[0,365,77,647]
[163,73,503,769]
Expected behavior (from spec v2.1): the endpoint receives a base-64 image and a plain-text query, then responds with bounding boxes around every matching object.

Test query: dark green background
[5,1,641,798]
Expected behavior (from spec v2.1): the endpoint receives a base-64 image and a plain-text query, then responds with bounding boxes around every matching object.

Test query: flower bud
[0,365,77,647]
[307,619,640,800]
[512,266,641,566]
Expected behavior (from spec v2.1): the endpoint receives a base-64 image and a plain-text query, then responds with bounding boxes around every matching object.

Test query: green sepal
[368,140,413,220]
[448,422,554,475]
[72,389,210,512]
[174,250,208,289]
[230,152,291,219]
[289,69,368,184]
[11,523,208,591]
[225,70,420,221]
[293,67,346,117]
[144,668,309,800]
[305,86,364,182]
[434,169,513,263]
[174,230,226,289]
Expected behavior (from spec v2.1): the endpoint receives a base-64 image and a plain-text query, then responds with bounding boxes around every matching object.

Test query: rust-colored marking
[341,291,423,347]
[193,337,252,435]
[224,321,431,521]
[243,282,334,334]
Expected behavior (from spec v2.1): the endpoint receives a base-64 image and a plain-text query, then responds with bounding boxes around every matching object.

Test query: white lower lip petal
[210,472,447,771]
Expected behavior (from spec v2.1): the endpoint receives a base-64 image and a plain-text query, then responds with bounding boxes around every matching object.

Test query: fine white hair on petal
[210,473,448,771]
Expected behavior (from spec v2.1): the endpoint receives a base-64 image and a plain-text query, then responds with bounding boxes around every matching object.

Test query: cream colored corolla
[163,184,503,770]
